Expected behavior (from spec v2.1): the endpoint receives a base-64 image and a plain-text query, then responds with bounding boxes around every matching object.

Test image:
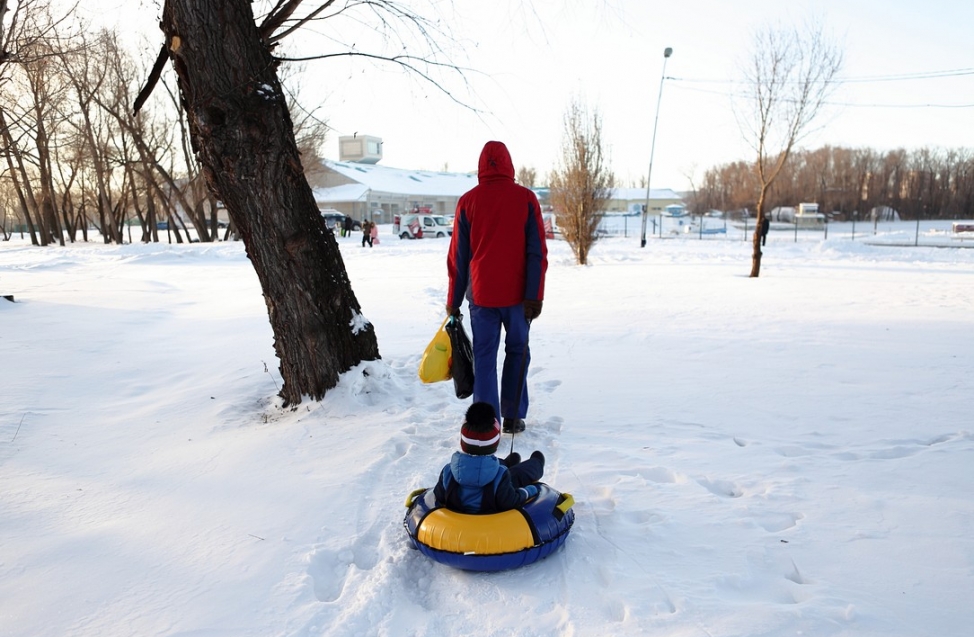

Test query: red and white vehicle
[393,213,453,239]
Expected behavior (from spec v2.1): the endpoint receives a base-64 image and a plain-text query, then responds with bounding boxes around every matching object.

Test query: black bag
[445,314,474,399]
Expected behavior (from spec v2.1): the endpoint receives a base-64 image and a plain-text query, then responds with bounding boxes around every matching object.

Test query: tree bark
[749,185,768,277]
[160,0,379,406]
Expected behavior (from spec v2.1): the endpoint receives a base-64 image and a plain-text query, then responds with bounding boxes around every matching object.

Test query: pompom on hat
[460,402,501,455]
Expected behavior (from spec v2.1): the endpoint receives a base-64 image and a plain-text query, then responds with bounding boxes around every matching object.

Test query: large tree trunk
[160,0,380,406]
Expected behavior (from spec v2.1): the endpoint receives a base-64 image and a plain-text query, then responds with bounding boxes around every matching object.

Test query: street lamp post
[640,46,673,248]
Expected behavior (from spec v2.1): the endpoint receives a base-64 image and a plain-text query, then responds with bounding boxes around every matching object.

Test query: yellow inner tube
[417,508,535,555]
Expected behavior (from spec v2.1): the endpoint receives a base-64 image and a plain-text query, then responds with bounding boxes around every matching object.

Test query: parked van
[393,214,453,239]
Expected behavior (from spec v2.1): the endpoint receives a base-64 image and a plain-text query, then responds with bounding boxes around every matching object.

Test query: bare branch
[276,50,481,111]
[132,45,168,116]
[262,0,338,44]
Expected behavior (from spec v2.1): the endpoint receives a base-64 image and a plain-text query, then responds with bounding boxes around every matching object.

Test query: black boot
[502,418,526,434]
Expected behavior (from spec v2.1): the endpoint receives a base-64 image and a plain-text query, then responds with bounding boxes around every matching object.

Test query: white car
[394,214,453,239]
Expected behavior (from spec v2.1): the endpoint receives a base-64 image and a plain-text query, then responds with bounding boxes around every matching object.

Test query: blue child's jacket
[433,452,531,514]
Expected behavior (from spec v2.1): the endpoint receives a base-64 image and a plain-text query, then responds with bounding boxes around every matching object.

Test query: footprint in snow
[538,379,562,393]
[640,466,681,484]
[544,415,564,434]
[755,511,804,532]
[307,547,352,602]
[307,537,383,603]
[697,477,744,498]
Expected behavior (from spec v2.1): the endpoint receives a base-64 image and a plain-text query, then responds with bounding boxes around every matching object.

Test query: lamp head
[664,47,673,58]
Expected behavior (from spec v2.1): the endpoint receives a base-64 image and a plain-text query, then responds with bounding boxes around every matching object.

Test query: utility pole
[640,47,673,248]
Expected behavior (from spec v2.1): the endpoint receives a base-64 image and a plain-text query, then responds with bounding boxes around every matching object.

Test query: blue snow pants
[469,303,530,421]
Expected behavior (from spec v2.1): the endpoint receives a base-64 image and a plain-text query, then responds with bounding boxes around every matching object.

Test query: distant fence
[594,214,974,247]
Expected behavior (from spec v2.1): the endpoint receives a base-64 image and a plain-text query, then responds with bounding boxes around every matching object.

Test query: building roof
[311,160,683,205]
[315,182,370,202]
[609,187,683,201]
[321,160,478,197]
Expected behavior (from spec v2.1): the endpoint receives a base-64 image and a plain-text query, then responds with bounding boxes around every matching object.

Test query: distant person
[370,220,379,246]
[446,141,548,434]
[342,215,353,237]
[760,215,770,246]
[433,402,545,514]
[361,219,373,247]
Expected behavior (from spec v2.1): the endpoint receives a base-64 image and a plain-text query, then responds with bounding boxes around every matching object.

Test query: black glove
[446,305,460,317]
[503,452,522,467]
[523,299,543,320]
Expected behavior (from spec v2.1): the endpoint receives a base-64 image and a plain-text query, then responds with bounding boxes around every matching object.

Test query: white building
[306,159,477,224]
[606,187,685,216]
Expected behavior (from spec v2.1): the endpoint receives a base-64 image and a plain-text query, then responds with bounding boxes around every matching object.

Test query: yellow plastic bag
[418,317,452,383]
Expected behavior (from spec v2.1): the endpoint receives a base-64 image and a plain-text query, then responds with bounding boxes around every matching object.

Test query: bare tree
[516,166,537,188]
[0,0,78,246]
[0,107,42,242]
[57,29,129,243]
[738,19,842,277]
[13,36,74,246]
[548,97,614,265]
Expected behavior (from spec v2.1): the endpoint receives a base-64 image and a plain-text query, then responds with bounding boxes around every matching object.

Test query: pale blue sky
[82,0,974,190]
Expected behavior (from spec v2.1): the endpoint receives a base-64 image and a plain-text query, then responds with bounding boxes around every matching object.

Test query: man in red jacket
[446,141,548,433]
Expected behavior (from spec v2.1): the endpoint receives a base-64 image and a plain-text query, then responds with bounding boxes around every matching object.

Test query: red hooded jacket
[447,141,548,309]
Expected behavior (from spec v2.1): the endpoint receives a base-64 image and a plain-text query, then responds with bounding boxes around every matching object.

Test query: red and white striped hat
[459,402,501,455]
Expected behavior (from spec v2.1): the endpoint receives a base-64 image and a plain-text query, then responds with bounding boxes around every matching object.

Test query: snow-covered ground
[2,223,972,637]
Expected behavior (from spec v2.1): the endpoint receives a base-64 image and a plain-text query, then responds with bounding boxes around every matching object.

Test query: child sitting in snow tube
[436,402,546,512]
[404,403,574,571]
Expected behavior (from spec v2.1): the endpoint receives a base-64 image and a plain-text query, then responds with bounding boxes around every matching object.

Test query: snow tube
[403,482,575,572]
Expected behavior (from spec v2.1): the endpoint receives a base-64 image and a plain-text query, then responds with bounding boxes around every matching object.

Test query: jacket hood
[477,141,515,183]
[450,451,500,488]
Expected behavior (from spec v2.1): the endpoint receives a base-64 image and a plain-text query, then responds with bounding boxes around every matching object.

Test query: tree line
[691,145,974,221]
[0,1,327,245]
